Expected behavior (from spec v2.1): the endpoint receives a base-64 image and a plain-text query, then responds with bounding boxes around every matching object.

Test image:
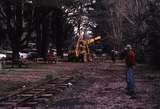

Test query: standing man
[125,44,136,98]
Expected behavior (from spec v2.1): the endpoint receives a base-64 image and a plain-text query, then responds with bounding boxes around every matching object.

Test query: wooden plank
[18,94,34,97]
[22,102,38,105]
[40,94,53,97]
[32,89,46,91]
[16,107,33,109]
[0,102,17,105]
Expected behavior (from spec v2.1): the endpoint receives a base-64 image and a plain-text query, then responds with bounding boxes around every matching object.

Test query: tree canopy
[0,0,160,66]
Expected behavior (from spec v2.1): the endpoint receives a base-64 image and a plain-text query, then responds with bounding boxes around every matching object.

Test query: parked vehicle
[0,53,6,60]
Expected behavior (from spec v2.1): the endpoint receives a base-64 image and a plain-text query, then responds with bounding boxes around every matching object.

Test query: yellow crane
[68,36,101,62]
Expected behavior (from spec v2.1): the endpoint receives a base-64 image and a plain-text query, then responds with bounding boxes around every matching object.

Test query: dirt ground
[0,60,160,109]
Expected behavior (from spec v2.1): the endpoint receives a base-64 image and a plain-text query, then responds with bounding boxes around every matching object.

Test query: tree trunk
[35,7,42,57]
[52,9,64,57]
[13,0,22,60]
[41,17,50,60]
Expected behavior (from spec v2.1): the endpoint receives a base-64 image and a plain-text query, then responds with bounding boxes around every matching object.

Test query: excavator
[68,36,101,62]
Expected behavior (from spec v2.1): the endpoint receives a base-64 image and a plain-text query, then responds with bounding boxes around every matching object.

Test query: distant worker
[79,41,87,62]
[119,48,127,60]
[111,50,116,63]
[47,49,54,64]
[125,44,136,98]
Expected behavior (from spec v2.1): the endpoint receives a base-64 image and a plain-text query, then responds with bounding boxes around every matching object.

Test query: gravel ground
[47,61,159,109]
[0,60,159,109]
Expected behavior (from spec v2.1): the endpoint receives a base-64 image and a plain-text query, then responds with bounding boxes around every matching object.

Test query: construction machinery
[68,36,101,62]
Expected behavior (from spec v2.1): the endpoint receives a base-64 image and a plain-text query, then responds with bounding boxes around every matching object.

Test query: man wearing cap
[125,44,136,97]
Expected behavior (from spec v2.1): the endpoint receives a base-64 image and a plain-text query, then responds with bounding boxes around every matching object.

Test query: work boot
[127,91,137,99]
[130,93,137,99]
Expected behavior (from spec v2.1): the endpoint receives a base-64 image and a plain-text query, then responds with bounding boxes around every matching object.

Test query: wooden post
[0,61,2,70]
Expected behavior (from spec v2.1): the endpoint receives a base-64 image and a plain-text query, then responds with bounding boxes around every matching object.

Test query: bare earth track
[0,60,159,109]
